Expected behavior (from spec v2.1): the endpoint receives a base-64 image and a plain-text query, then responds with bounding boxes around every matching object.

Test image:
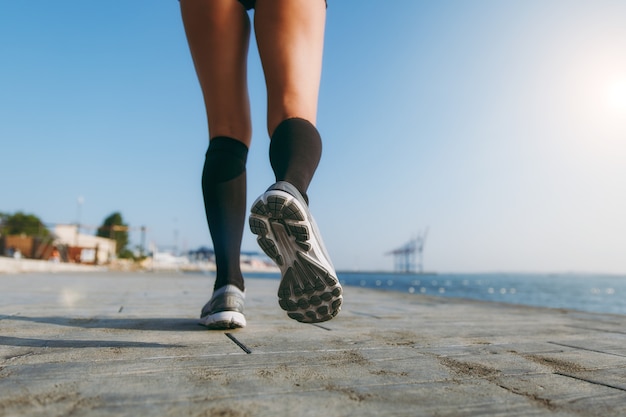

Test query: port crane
[386,228,429,273]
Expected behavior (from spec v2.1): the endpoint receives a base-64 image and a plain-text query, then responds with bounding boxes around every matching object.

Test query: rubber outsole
[199,311,246,330]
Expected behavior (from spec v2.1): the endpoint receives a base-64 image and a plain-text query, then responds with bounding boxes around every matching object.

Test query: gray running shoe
[249,181,342,323]
[199,285,246,329]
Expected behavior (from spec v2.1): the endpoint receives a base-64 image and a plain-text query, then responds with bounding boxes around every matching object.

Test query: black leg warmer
[269,117,322,203]
[202,137,248,291]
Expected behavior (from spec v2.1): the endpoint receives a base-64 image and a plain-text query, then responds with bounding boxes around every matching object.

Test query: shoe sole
[199,311,246,330]
[249,188,342,323]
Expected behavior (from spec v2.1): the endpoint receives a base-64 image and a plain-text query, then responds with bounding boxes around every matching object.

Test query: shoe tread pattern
[250,192,342,323]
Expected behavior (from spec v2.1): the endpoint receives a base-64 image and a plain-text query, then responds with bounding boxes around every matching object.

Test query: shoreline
[0,256,106,274]
[0,256,280,275]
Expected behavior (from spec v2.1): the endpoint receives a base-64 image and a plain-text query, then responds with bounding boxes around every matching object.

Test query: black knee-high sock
[269,118,322,203]
[202,137,248,292]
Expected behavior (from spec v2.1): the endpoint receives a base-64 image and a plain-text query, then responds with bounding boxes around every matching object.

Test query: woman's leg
[254,0,326,136]
[250,0,342,323]
[180,0,251,294]
[180,0,252,143]
[254,0,326,200]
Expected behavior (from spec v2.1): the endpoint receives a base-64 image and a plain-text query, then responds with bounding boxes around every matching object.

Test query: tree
[97,212,129,257]
[0,211,50,237]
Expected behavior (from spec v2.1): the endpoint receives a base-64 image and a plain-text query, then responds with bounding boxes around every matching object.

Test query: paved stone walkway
[1,272,626,416]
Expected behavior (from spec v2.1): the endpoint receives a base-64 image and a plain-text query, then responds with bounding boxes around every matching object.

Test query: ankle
[213,280,245,293]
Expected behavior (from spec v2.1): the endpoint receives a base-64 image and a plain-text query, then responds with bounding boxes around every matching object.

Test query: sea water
[337,272,626,316]
[244,271,626,316]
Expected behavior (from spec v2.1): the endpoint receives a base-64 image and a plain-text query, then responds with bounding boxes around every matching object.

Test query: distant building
[54,224,116,264]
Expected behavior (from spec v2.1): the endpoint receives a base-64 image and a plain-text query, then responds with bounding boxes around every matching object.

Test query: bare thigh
[254,0,326,136]
[180,0,252,144]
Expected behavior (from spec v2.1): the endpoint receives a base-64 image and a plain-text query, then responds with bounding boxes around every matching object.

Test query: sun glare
[608,77,626,112]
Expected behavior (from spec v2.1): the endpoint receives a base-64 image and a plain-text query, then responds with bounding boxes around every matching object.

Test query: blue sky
[2,1,626,273]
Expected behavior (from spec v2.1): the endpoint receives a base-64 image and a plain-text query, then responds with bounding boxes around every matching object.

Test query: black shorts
[239,0,255,9]
[239,0,327,10]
